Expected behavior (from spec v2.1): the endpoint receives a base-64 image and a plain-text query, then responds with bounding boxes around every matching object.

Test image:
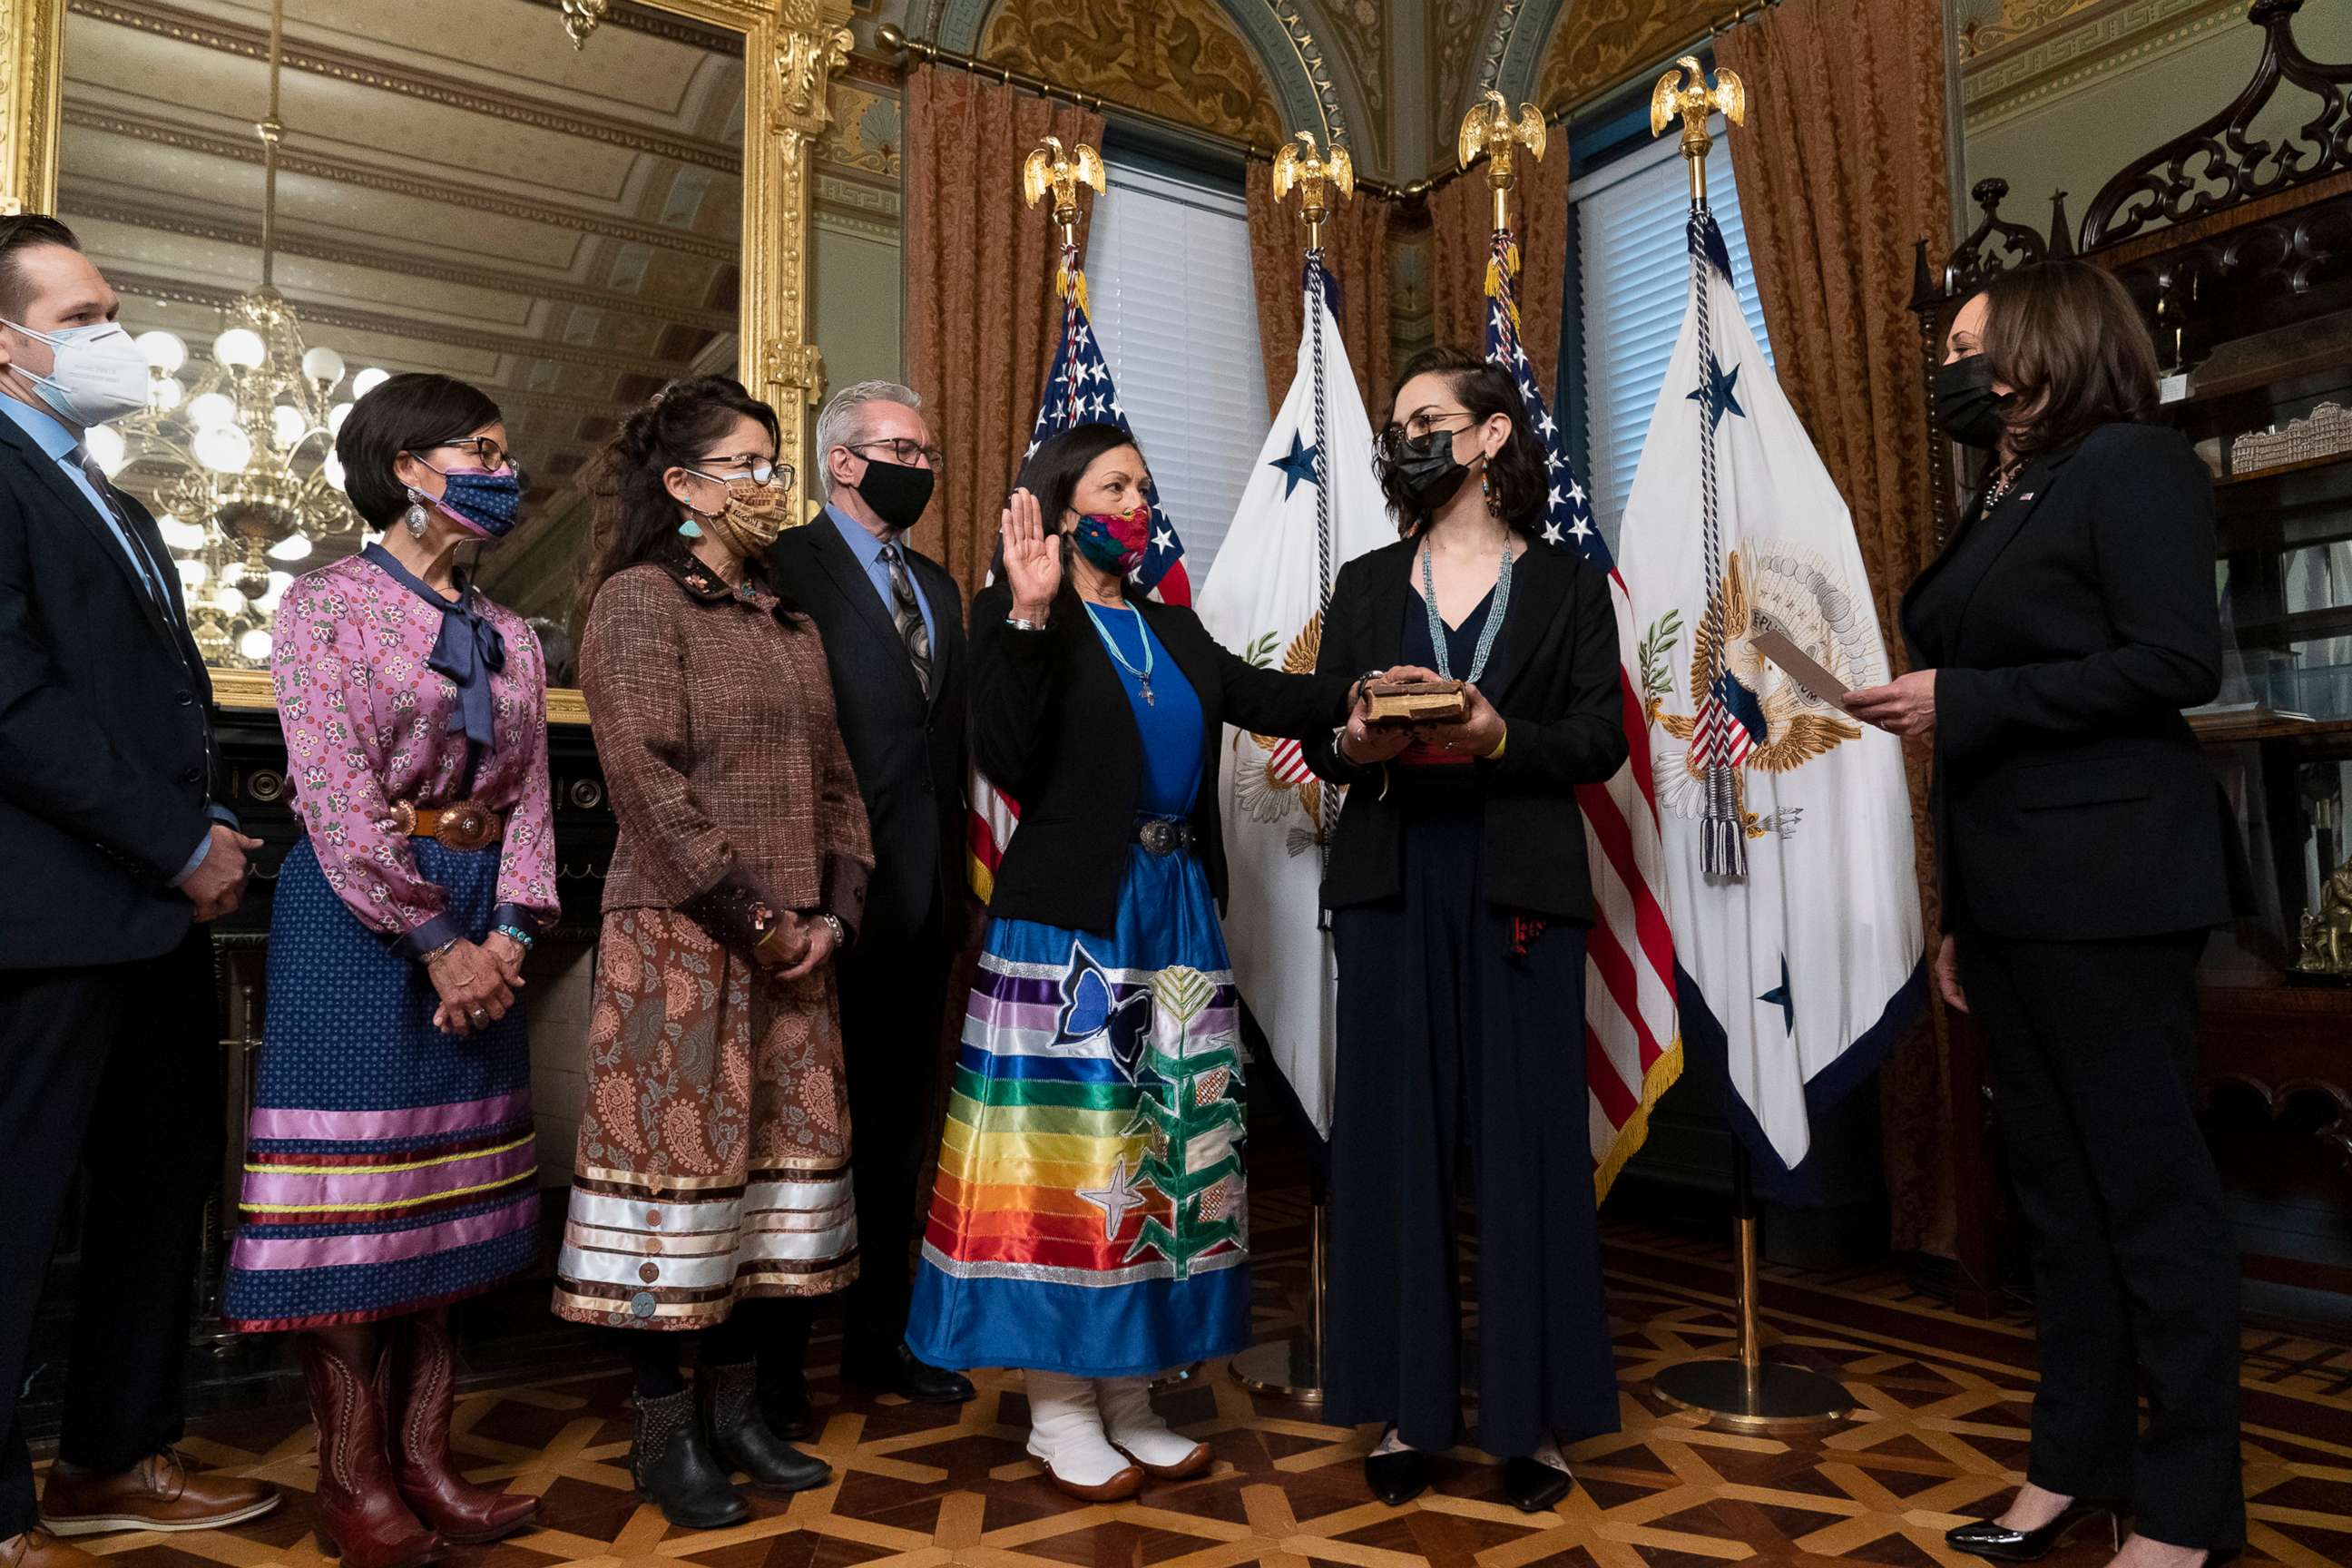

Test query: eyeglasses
[688,456,794,490]
[1377,412,1476,460]
[844,437,946,472]
[430,436,522,478]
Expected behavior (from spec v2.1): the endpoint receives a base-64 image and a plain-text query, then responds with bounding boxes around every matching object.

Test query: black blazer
[0,410,220,969]
[1900,421,2242,940]
[769,516,968,951]
[969,577,1349,936]
[1304,536,1626,920]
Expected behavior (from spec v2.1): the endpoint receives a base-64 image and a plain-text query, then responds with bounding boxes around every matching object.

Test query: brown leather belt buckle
[387,799,419,838]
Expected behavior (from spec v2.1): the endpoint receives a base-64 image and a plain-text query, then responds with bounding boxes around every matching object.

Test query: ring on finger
[469,1008,490,1026]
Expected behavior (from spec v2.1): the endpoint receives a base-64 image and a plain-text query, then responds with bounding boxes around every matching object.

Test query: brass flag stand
[1229,132,1353,1406]
[1642,59,1848,1432]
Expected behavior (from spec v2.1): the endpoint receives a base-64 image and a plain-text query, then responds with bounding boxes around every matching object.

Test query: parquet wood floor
[40,1209,2352,1568]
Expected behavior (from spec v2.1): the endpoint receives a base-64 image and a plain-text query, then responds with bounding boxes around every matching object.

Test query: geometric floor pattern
[43,1199,2352,1568]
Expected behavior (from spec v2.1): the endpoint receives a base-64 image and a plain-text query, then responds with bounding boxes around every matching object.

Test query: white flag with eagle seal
[1195,257,1393,1138]
[1617,209,1924,1181]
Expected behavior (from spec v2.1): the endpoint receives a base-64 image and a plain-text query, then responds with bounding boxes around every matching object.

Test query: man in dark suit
[769,381,973,1410]
[0,217,279,1568]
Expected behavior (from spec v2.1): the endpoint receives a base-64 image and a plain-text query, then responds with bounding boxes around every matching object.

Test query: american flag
[1484,228,1682,1199]
[966,250,1192,901]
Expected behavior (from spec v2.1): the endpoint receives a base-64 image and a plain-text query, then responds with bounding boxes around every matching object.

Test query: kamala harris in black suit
[767,382,973,1410]
[0,216,278,1561]
[1847,261,2242,1568]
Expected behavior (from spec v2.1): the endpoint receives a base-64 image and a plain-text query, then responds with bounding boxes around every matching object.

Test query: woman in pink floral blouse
[220,374,553,1568]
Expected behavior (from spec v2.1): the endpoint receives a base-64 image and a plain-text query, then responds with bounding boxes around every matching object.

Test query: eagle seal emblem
[1643,542,1883,840]
[1232,612,1338,858]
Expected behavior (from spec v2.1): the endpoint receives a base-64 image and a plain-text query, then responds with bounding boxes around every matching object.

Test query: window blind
[1084,162,1268,580]
[1574,126,1773,542]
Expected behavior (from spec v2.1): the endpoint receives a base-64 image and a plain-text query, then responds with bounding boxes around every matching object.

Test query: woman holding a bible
[1305,344,1627,1515]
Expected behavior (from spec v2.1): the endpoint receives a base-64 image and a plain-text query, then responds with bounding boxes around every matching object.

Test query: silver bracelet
[1005,613,1046,632]
[819,913,848,949]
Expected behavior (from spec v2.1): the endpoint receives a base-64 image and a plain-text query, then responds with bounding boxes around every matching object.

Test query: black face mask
[1382,427,1474,515]
[855,456,936,532]
[1936,354,2012,450]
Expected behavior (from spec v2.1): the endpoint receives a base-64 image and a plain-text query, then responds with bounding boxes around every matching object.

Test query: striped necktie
[879,541,933,699]
[72,446,174,613]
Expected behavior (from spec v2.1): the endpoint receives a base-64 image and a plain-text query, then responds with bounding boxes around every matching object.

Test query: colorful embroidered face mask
[419,465,526,539]
[688,472,789,554]
[1069,504,1151,574]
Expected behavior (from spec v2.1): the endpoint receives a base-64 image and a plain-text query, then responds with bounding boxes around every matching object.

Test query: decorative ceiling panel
[55,0,748,582]
[978,0,1285,147]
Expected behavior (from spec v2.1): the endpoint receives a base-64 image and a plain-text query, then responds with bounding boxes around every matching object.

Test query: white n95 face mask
[3,318,150,426]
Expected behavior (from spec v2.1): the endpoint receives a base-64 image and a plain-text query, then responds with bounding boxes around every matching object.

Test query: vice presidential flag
[1485,229,1681,1200]
[966,252,1194,901]
[1616,209,1924,1180]
[1195,256,1391,1138]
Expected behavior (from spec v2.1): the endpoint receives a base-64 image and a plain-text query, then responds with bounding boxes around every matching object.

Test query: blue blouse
[1083,603,1202,816]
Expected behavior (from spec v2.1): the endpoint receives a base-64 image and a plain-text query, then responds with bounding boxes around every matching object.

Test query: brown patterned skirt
[553,907,858,1329]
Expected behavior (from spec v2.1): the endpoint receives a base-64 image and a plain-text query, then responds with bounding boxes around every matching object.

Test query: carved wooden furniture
[1913,0,2352,1311]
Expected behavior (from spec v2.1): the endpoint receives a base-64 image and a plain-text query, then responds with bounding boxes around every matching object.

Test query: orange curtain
[1244,163,1394,421]
[1715,0,1955,1257]
[902,68,1104,603]
[1427,148,1570,404]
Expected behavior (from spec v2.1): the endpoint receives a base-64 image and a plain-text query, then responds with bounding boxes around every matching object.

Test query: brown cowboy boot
[378,1318,536,1544]
[292,1334,444,1568]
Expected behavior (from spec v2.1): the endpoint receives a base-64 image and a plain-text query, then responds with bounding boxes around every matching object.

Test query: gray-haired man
[769,381,973,1411]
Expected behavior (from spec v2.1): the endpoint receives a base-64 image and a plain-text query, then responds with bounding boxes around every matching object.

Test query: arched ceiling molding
[1494,0,1562,108]
[1534,0,1729,115]
[935,0,1377,171]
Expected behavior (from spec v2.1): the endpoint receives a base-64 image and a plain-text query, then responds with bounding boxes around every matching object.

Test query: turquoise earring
[677,515,703,539]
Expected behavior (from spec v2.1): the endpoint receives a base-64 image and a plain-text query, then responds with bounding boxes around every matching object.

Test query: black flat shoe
[842,1344,975,1404]
[1502,1456,1573,1514]
[1946,1502,2119,1562]
[1364,1448,1430,1507]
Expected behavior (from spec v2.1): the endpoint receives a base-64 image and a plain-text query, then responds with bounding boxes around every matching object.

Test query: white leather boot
[1024,1370,1142,1501]
[1097,1376,1210,1480]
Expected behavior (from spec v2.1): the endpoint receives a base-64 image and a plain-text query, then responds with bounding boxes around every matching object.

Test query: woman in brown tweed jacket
[554,377,873,1528]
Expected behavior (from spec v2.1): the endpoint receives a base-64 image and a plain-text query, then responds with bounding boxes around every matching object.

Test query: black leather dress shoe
[1946,1502,2119,1562]
[843,1344,975,1404]
[1364,1448,1430,1507]
[1502,1456,1573,1514]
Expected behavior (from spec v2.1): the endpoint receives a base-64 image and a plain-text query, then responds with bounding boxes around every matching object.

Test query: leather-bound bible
[1364,678,1466,725]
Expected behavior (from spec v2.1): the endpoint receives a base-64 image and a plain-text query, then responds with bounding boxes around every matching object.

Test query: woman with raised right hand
[905,422,1357,1501]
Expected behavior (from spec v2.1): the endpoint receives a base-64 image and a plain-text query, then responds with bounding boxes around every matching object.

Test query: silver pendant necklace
[1083,601,1156,705]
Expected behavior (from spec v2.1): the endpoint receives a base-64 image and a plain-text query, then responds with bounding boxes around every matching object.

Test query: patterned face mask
[1070,504,1150,573]
[421,466,527,540]
[688,473,789,554]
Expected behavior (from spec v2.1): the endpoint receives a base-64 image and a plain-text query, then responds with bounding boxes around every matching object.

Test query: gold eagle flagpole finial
[1022,134,1107,250]
[1650,55,1747,206]
[1271,131,1355,252]
[1457,89,1547,234]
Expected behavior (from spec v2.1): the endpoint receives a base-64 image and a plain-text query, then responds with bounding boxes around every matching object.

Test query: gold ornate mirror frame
[0,0,852,722]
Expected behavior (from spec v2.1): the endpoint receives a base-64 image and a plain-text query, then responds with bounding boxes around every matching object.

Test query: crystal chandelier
[83,0,387,670]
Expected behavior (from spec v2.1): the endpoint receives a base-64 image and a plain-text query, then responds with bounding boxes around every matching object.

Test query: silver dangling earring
[403,487,433,539]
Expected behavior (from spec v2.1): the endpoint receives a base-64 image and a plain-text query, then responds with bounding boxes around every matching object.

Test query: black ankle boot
[630,1388,750,1530]
[698,1363,831,1494]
